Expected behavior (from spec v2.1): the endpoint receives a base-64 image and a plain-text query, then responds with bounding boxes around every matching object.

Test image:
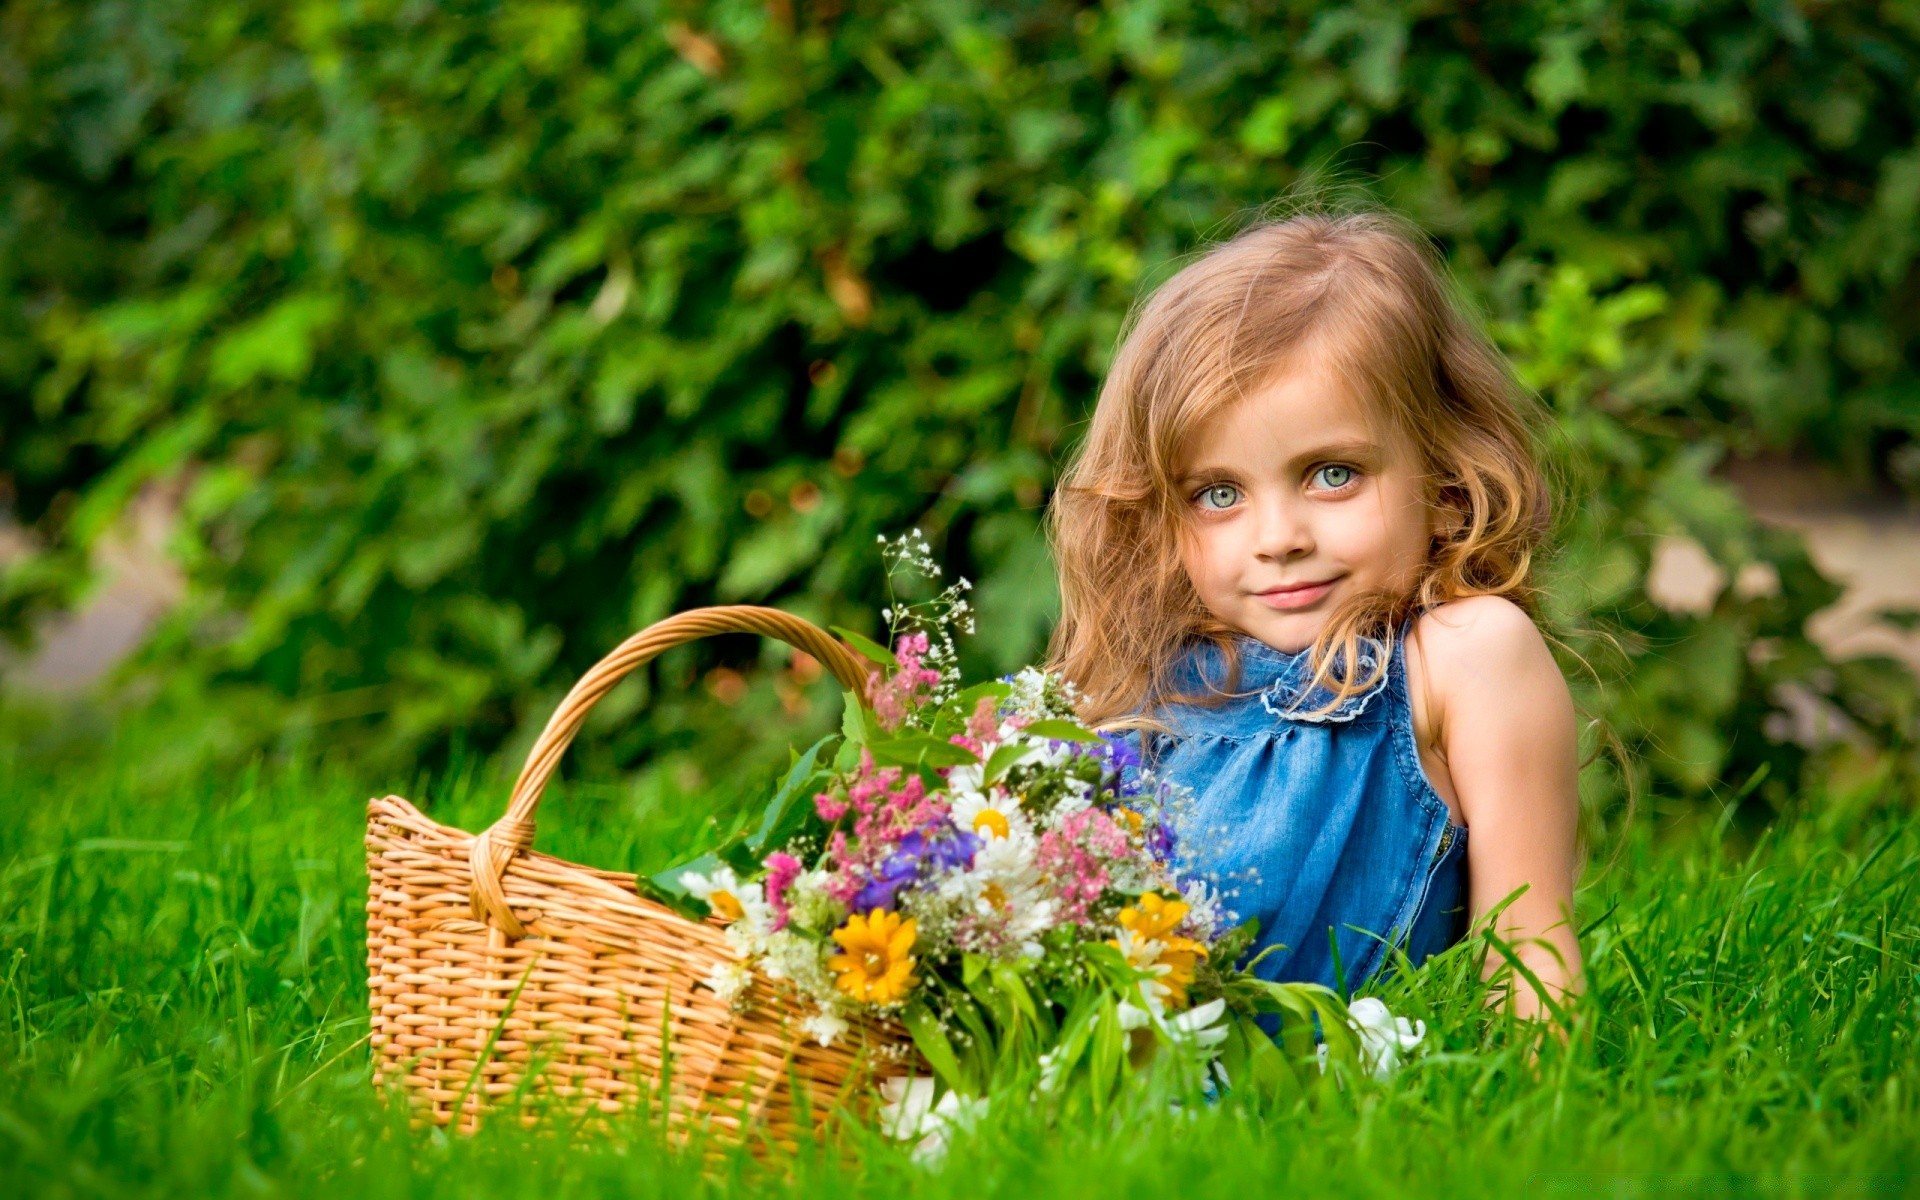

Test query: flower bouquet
[653,534,1421,1147]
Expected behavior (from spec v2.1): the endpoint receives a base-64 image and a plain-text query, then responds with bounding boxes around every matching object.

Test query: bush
[2,0,1916,806]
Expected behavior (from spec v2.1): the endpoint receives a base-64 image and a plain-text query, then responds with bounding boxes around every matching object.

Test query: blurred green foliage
[1,0,1916,809]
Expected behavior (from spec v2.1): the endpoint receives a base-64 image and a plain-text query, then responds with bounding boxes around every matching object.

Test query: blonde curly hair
[1046,209,1550,723]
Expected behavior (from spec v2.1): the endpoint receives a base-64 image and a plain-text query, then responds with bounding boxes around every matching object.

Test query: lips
[1252,578,1339,611]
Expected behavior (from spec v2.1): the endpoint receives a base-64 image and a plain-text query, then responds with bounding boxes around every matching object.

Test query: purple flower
[1147,818,1177,861]
[851,853,920,912]
[1096,732,1145,797]
[848,822,980,912]
[904,823,981,872]
[1097,732,1140,772]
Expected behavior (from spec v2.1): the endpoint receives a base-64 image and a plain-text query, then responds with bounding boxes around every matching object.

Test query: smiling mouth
[1252,579,1340,611]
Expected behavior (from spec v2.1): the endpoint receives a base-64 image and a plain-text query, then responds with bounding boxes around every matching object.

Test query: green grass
[0,713,1915,1198]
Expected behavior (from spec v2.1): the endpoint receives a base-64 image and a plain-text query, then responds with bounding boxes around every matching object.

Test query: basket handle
[468,605,875,936]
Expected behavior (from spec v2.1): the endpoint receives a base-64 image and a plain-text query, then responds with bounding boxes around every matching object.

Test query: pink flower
[852,772,947,846]
[863,632,944,732]
[966,695,999,743]
[1035,809,1129,926]
[815,788,849,821]
[869,668,909,732]
[1060,807,1129,859]
[763,851,802,931]
[812,749,953,908]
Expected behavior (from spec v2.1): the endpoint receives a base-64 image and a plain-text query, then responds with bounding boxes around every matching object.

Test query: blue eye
[1196,483,1241,511]
[1312,465,1356,490]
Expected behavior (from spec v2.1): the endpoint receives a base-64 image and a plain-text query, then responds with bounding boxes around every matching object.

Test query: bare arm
[1409,596,1584,1019]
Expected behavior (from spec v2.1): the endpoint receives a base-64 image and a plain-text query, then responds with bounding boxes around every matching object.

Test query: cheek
[1328,489,1430,575]
[1370,483,1435,576]
[1176,520,1233,594]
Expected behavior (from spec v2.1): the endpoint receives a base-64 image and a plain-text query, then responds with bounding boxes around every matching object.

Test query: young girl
[1047,211,1584,1018]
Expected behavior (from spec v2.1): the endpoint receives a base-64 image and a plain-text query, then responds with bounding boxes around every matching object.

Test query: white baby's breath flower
[802,1008,851,1048]
[785,869,844,934]
[1002,669,1053,721]
[700,961,753,1009]
[758,929,835,999]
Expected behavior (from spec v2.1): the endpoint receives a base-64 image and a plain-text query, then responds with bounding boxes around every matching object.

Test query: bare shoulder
[1411,594,1557,677]
[1407,595,1571,732]
[1407,596,1578,828]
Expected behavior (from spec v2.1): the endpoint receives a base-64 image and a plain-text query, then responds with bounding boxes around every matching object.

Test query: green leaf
[1022,719,1104,743]
[953,680,1012,710]
[964,968,1014,1031]
[633,876,714,923]
[866,732,979,769]
[1088,994,1124,1109]
[943,987,997,1085]
[647,852,726,918]
[900,1001,967,1093]
[745,734,832,854]
[840,690,876,749]
[990,962,1045,1033]
[983,740,1035,784]
[1237,1016,1306,1106]
[830,626,898,668]
[962,953,989,988]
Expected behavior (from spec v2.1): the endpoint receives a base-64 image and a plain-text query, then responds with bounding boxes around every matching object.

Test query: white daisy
[678,865,745,917]
[962,832,1057,956]
[946,759,986,796]
[949,786,1028,842]
[685,870,771,956]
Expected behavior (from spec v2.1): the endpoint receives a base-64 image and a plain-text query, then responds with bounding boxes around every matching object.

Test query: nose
[1252,492,1314,561]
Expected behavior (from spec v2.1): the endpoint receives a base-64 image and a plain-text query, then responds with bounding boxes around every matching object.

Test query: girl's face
[1174,362,1434,653]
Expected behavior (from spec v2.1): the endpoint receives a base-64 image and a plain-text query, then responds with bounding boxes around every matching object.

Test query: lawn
[0,712,1914,1198]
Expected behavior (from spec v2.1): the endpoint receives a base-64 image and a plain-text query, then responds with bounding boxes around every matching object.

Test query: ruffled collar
[1167,634,1389,726]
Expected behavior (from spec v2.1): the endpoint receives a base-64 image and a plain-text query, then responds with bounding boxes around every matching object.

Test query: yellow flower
[1117,892,1188,941]
[1110,894,1208,1010]
[1153,936,1207,1009]
[829,908,919,1005]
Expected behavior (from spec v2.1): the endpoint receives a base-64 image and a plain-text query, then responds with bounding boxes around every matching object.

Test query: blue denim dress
[1122,631,1468,994]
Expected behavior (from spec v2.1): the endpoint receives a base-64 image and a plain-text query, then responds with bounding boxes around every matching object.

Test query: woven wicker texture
[365,606,916,1140]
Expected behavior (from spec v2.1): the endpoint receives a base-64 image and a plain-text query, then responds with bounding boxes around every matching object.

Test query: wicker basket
[364,606,917,1141]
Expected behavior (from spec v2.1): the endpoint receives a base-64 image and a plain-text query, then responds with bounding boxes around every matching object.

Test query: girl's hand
[1406,595,1586,1020]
